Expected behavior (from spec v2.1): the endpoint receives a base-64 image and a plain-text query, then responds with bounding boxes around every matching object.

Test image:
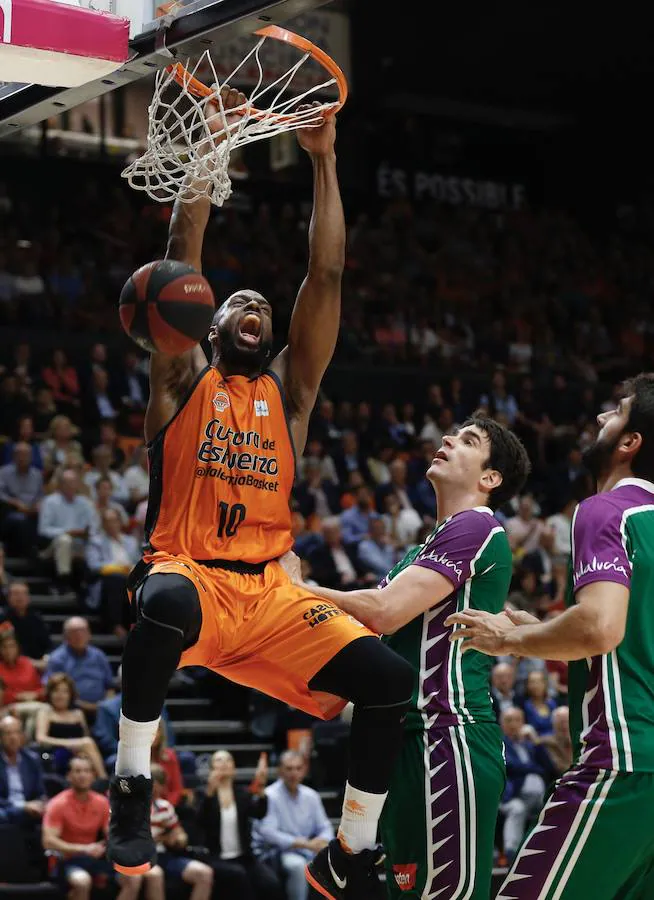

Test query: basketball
[119,259,215,355]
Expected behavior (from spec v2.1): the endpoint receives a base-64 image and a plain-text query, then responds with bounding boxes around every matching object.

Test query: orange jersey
[144,366,295,563]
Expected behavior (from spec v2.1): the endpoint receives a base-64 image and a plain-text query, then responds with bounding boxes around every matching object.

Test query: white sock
[115,713,160,778]
[337,782,388,854]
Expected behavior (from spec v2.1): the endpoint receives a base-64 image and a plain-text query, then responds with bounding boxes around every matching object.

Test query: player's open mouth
[238,313,262,346]
[433,449,448,463]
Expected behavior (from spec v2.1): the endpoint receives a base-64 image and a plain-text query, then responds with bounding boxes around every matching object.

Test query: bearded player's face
[583,395,634,480]
[209,290,273,373]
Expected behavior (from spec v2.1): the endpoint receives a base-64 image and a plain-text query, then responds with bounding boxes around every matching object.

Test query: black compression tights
[121,573,202,722]
[309,637,415,794]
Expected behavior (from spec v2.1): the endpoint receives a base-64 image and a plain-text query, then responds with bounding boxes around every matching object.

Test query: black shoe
[107,775,155,875]
[305,838,386,899]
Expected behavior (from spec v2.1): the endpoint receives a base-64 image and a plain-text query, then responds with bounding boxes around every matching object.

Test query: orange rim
[166,24,348,118]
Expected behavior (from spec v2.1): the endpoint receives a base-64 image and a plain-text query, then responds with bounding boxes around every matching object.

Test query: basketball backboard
[0,0,332,137]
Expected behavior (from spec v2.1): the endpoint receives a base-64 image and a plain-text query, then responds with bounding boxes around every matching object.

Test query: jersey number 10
[217,501,246,538]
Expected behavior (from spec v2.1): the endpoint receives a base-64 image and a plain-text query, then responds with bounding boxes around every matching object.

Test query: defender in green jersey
[288,416,529,899]
[449,374,654,900]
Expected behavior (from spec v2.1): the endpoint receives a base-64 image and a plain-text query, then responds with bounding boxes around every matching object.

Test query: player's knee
[138,573,202,641]
[357,639,414,707]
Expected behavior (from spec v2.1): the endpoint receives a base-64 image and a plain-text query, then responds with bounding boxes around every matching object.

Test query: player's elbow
[307,262,344,284]
[369,604,401,636]
[585,617,625,656]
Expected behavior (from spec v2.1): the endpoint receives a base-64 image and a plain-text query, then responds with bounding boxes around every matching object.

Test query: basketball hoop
[121,24,347,207]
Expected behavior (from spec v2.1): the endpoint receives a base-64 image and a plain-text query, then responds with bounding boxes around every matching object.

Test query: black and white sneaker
[107,775,155,875]
[305,838,386,899]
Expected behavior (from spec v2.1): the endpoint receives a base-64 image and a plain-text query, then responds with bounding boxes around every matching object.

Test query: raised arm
[145,87,245,443]
[270,110,345,453]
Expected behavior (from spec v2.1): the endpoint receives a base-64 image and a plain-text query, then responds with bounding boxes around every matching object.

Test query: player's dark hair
[622,373,654,481]
[461,414,531,510]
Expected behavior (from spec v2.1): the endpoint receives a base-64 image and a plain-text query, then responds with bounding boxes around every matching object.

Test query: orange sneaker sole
[113,861,152,876]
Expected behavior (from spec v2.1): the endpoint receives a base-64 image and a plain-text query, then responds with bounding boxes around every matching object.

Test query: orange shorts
[140,551,374,720]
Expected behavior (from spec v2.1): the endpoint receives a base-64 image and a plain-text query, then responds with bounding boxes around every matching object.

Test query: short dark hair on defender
[461,414,531,510]
[622,373,654,481]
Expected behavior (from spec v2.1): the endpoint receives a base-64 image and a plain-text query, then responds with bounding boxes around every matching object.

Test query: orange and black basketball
[119,259,215,355]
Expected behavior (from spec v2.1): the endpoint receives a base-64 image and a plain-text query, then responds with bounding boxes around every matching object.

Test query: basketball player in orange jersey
[107,87,414,900]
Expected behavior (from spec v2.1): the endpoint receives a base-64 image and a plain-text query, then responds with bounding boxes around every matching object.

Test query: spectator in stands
[505,494,545,561]
[43,755,164,900]
[42,616,114,720]
[41,349,81,417]
[255,750,333,900]
[0,581,51,671]
[1,414,43,469]
[151,720,183,808]
[82,367,120,428]
[40,416,83,476]
[37,469,97,593]
[200,750,283,900]
[0,632,43,707]
[307,517,360,590]
[0,714,45,826]
[339,484,378,546]
[490,662,518,716]
[294,458,339,520]
[522,670,557,737]
[357,516,397,581]
[298,438,339,486]
[84,445,128,504]
[382,492,422,552]
[150,763,214,900]
[85,508,138,638]
[0,441,43,556]
[0,375,31,438]
[376,458,415,513]
[35,674,106,779]
[122,445,150,510]
[93,475,129,528]
[543,493,576,603]
[479,369,519,425]
[94,420,127,472]
[540,706,573,782]
[500,707,546,863]
[32,387,58,438]
[332,431,370,485]
[116,351,148,416]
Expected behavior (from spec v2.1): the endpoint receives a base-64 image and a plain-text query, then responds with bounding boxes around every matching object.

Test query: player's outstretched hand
[445,608,517,656]
[296,102,337,156]
[279,549,302,584]
[206,84,247,137]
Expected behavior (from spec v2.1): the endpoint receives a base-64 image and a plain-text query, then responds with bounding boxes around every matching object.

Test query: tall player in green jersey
[449,373,654,900]
[287,416,529,900]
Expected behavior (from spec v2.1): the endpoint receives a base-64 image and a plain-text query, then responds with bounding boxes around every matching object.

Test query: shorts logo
[392,864,417,892]
[212,391,230,412]
[254,399,269,416]
[303,603,344,629]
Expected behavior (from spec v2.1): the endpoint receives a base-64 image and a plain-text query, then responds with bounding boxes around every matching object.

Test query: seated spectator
[93,420,127,472]
[0,441,43,556]
[500,707,546,863]
[479,369,518,426]
[540,706,573,783]
[376,402,411,449]
[298,438,339,486]
[116,351,148,417]
[41,349,81,417]
[294,459,339,520]
[32,388,58,438]
[199,750,282,900]
[1,414,44,469]
[84,445,129,505]
[40,416,83,476]
[307,517,360,590]
[0,632,43,708]
[150,763,214,900]
[35,674,106,779]
[82,367,121,428]
[43,755,163,900]
[357,516,397,581]
[382,493,422,553]
[85,508,138,638]
[290,511,321,559]
[42,617,114,721]
[339,485,378,546]
[254,750,333,900]
[94,475,129,528]
[0,714,46,827]
[522,670,557,737]
[0,581,51,672]
[490,662,518,717]
[505,495,545,562]
[151,720,183,808]
[376,458,416,513]
[332,431,371,484]
[37,469,98,593]
[499,652,549,698]
[123,445,150,509]
[0,375,31,439]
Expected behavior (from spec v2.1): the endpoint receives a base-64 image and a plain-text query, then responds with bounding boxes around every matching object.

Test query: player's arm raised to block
[270,109,345,453]
[145,87,246,443]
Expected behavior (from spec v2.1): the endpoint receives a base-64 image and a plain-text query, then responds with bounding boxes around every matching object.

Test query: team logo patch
[254,399,269,417]
[393,864,417,892]
[212,391,230,412]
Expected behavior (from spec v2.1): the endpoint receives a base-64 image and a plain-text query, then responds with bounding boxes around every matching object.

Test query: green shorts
[381,722,505,900]
[497,765,654,899]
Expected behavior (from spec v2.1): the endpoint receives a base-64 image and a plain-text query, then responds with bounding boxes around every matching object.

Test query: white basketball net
[122,33,338,207]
